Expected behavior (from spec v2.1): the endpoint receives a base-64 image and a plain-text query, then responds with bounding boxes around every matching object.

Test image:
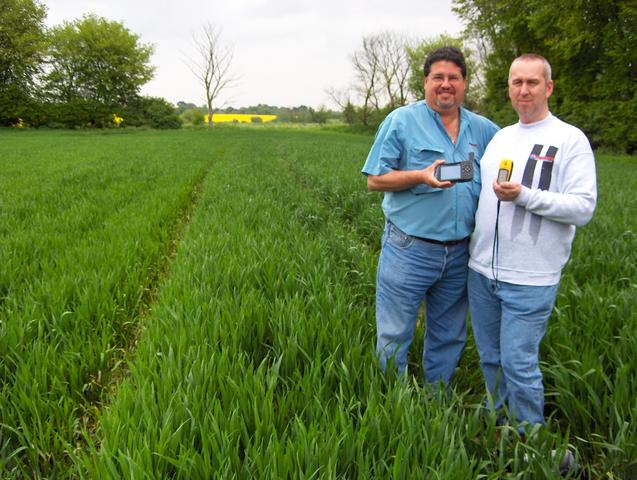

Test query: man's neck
[519,110,550,125]
[426,100,460,116]
[430,105,461,143]
[439,109,459,123]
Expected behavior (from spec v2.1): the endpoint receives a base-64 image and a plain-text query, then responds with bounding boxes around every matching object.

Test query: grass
[0,127,635,478]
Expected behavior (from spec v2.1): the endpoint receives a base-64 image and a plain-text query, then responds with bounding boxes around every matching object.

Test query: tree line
[3,0,635,151]
[328,32,479,131]
[455,0,636,153]
[337,1,635,152]
[0,0,180,129]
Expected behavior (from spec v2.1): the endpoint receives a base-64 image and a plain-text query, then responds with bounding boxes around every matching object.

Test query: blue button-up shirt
[362,101,499,241]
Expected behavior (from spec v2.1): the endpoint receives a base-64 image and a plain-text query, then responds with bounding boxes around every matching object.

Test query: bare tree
[349,32,412,124]
[185,24,234,127]
[351,35,381,125]
[375,32,412,108]
[325,86,351,111]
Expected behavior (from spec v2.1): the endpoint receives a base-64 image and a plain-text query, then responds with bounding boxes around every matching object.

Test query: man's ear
[546,80,554,99]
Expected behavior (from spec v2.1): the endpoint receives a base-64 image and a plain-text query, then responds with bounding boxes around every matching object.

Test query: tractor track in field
[77,166,210,443]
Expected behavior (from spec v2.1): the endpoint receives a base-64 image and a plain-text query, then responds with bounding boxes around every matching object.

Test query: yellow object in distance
[205,113,277,123]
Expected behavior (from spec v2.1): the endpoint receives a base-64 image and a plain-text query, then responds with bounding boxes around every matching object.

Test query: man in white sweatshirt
[468,54,597,434]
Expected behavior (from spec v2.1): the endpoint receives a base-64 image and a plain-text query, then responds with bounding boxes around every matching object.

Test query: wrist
[514,185,530,206]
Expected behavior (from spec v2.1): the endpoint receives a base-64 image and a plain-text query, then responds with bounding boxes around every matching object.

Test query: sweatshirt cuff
[513,185,531,207]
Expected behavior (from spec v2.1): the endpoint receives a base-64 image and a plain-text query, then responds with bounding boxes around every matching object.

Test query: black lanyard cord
[491,200,502,287]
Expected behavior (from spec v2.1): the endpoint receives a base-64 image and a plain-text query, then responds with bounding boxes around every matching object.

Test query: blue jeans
[376,222,469,384]
[468,269,559,429]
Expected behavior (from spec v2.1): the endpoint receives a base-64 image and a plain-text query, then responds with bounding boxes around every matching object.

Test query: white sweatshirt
[469,114,597,286]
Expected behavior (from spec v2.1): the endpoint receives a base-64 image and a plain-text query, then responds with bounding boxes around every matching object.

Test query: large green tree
[43,14,154,106]
[452,0,637,151]
[0,0,47,123]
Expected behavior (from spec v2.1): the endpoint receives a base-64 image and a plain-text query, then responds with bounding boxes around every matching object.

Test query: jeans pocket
[386,223,415,249]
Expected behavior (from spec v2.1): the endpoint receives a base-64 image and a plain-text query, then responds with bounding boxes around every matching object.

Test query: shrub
[180,108,205,126]
[126,97,181,129]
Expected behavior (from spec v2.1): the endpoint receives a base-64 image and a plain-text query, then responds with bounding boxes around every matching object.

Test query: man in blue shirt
[361,46,499,384]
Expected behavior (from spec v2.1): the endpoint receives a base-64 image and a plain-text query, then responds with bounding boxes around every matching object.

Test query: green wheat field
[0,127,635,479]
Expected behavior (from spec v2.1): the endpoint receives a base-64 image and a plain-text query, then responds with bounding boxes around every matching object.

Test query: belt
[413,236,468,247]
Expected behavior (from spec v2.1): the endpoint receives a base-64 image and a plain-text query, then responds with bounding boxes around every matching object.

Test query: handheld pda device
[497,159,514,183]
[435,152,475,183]
[435,161,473,182]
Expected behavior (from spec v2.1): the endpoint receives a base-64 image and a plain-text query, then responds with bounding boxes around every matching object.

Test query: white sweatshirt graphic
[469,114,597,286]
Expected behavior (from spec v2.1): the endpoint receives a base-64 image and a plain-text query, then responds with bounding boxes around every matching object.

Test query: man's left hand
[493,179,521,201]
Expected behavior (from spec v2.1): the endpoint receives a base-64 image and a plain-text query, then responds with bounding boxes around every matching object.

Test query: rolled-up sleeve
[361,115,403,176]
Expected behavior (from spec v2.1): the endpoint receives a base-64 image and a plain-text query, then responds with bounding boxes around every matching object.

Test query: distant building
[205,113,277,123]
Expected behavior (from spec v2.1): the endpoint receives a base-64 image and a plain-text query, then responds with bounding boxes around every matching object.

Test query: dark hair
[423,46,467,79]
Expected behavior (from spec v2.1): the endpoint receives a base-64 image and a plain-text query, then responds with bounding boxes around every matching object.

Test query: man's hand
[493,178,521,201]
[367,159,454,191]
[424,159,454,189]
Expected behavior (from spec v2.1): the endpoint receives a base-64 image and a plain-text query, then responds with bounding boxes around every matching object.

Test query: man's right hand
[367,159,454,192]
[425,159,454,189]
[493,178,521,201]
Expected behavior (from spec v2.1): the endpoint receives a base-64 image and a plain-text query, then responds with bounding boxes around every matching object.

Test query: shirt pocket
[407,144,445,195]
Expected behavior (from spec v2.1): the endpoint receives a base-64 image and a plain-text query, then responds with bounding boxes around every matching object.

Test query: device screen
[439,164,462,181]
[497,169,510,183]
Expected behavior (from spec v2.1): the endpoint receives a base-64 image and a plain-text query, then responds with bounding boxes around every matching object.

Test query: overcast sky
[44,0,464,109]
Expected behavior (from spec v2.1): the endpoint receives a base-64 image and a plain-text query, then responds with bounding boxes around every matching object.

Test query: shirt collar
[423,101,466,122]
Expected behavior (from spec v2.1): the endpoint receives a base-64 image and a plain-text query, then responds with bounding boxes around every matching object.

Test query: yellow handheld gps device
[497,159,513,183]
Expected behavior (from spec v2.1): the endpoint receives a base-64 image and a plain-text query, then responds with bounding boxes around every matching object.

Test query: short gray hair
[510,54,552,82]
